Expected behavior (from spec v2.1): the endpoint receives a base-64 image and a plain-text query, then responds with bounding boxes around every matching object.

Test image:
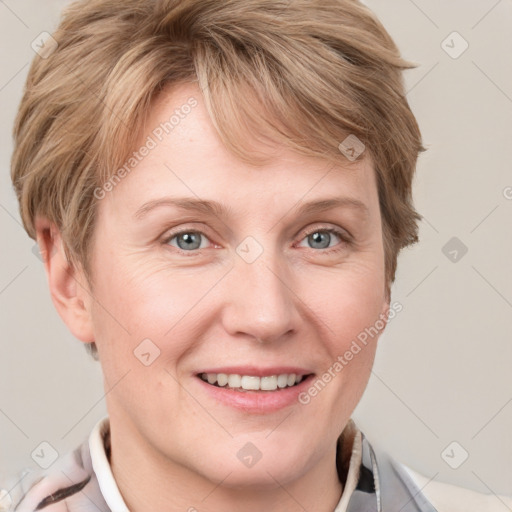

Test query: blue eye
[306,231,335,249]
[298,228,349,253]
[165,231,209,251]
[162,226,350,255]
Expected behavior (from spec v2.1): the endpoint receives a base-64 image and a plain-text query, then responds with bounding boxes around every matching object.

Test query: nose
[221,249,299,344]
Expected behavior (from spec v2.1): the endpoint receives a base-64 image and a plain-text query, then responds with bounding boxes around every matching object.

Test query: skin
[37,82,390,512]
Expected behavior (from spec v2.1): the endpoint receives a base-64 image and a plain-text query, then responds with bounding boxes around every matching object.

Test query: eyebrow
[133,196,369,221]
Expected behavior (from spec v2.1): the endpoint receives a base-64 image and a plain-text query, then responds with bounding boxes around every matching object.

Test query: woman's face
[83,82,389,487]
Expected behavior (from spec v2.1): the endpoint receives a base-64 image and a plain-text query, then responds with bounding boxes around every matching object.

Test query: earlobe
[35,216,95,344]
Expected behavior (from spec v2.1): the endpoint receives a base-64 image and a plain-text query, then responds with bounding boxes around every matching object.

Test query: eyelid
[300,223,352,242]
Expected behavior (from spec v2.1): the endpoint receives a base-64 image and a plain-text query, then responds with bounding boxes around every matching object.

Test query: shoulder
[397,462,512,512]
[0,468,41,512]
[358,432,512,512]
[0,436,108,511]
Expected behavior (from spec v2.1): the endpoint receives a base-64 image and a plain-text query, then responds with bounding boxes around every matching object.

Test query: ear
[34,216,95,344]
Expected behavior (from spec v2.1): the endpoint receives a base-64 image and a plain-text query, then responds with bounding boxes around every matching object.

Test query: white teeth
[241,375,260,390]
[287,373,297,387]
[200,372,307,391]
[260,376,277,391]
[228,374,241,388]
[277,374,288,388]
[217,373,228,387]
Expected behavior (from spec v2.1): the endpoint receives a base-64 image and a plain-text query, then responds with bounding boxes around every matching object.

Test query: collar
[89,416,129,512]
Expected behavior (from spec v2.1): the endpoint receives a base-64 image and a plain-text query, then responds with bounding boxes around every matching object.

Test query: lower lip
[195,375,315,413]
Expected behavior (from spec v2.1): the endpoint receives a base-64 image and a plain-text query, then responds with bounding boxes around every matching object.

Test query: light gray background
[1,0,511,499]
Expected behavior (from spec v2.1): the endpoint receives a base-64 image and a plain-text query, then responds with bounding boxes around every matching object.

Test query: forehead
[100,82,379,220]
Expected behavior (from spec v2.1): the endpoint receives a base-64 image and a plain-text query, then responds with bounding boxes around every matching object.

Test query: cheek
[305,260,386,352]
[88,258,222,366]
[307,262,385,415]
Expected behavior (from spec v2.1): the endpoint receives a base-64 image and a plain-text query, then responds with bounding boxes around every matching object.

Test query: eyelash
[161,225,352,256]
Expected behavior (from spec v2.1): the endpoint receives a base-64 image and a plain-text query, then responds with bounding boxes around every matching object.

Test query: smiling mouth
[198,372,313,392]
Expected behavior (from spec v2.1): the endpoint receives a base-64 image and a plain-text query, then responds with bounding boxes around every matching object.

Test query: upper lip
[196,366,313,378]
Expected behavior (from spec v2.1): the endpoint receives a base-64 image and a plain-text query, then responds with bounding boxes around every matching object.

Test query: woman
[2,0,511,510]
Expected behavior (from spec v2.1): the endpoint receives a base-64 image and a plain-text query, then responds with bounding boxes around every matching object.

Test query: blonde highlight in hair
[11,0,424,360]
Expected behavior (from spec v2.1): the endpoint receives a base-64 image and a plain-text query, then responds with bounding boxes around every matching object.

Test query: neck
[108,415,347,512]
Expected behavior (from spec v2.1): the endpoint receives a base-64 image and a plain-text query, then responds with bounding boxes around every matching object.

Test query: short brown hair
[11,0,424,360]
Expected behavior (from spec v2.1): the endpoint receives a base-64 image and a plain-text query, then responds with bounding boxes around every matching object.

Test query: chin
[189,436,315,489]
[210,460,309,490]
